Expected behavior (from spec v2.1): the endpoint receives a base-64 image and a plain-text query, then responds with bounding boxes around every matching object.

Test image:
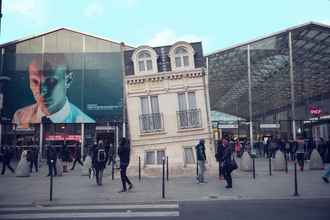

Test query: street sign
[218,124,238,129]
[260,123,280,129]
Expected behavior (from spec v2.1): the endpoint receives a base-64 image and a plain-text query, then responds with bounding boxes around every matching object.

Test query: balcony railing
[139,113,164,133]
[177,109,202,129]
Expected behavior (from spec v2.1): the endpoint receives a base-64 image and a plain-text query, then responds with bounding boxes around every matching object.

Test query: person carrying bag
[221,143,235,188]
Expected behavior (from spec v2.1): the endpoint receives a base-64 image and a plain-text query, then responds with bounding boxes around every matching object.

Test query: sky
[0,0,329,54]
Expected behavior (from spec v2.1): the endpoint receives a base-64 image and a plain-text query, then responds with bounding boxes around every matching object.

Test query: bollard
[138,156,141,182]
[50,160,53,201]
[166,156,169,181]
[196,161,199,178]
[285,154,288,173]
[252,157,256,179]
[162,157,165,199]
[269,157,272,176]
[293,162,299,196]
[111,160,115,180]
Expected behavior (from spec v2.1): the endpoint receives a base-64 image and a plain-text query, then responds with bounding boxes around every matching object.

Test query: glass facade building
[207,22,330,146]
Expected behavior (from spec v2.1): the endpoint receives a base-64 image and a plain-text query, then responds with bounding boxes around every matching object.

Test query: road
[0,198,329,220]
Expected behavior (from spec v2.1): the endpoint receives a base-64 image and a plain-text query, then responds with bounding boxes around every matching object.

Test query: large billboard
[1,30,124,127]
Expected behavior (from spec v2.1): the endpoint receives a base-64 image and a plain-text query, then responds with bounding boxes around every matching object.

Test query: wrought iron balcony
[177,109,202,129]
[139,113,164,133]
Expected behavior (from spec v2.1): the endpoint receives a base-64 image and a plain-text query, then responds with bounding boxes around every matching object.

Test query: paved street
[0,199,329,219]
[0,159,329,219]
[0,159,330,205]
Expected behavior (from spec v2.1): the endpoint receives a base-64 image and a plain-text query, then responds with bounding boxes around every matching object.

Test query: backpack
[97,149,106,162]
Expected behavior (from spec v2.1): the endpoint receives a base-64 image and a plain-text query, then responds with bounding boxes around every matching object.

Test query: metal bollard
[50,160,53,201]
[293,162,299,196]
[285,154,288,173]
[138,156,141,182]
[252,157,256,179]
[111,160,115,180]
[269,157,272,176]
[162,157,165,199]
[166,156,169,181]
[196,161,199,178]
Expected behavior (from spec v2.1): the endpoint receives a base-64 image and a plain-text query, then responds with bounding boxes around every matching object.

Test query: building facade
[124,41,215,175]
[0,28,132,158]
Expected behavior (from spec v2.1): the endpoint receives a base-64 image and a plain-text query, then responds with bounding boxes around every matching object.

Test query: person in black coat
[215,140,225,180]
[29,145,39,173]
[46,145,57,176]
[92,141,107,185]
[1,146,15,175]
[71,143,83,170]
[221,143,233,188]
[118,137,133,192]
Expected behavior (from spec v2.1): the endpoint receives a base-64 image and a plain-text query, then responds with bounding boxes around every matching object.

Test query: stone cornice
[126,68,204,85]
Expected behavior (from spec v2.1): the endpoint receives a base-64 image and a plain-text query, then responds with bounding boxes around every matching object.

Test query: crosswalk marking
[0,203,179,212]
[0,202,180,219]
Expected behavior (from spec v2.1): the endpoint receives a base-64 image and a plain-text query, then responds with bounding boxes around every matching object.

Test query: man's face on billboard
[29,60,70,115]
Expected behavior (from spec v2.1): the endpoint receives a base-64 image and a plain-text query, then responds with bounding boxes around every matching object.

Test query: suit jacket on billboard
[12,99,95,125]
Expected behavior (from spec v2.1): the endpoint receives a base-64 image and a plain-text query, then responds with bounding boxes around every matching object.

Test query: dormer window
[132,46,158,75]
[138,51,153,72]
[175,46,190,68]
[169,42,195,71]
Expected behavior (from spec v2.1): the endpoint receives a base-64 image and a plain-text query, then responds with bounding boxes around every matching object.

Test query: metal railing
[177,109,202,129]
[139,113,164,133]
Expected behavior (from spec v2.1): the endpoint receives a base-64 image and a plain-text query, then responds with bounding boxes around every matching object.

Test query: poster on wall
[2,44,123,127]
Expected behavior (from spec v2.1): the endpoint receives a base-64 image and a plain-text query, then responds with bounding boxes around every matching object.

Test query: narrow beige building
[124,41,215,176]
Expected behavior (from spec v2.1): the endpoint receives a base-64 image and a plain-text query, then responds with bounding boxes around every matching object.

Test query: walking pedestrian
[71,143,83,170]
[195,139,207,183]
[46,145,57,176]
[1,145,15,175]
[215,139,225,180]
[222,142,234,188]
[92,140,107,186]
[296,138,306,171]
[29,145,39,173]
[118,138,133,193]
[107,144,115,166]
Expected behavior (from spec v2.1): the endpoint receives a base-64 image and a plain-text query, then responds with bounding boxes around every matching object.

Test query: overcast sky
[1,0,329,53]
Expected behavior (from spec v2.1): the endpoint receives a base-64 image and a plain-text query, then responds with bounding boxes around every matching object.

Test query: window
[138,50,153,72]
[145,150,165,165]
[132,46,158,75]
[169,42,195,71]
[175,46,189,68]
[178,92,197,111]
[140,96,163,132]
[177,92,201,129]
[183,147,195,164]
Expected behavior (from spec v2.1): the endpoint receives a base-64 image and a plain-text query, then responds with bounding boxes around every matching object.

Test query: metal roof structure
[0,27,134,49]
[207,22,330,122]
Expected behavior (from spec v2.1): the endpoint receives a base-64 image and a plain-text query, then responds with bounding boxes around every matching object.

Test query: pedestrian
[92,140,107,186]
[71,142,83,170]
[195,139,207,183]
[215,139,225,180]
[46,145,57,176]
[296,138,306,171]
[1,145,15,175]
[322,165,330,183]
[221,142,234,188]
[118,138,133,193]
[29,145,39,173]
[61,142,71,172]
[107,144,115,166]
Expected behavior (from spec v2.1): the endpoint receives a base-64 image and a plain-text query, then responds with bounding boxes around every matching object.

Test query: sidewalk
[0,160,329,205]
